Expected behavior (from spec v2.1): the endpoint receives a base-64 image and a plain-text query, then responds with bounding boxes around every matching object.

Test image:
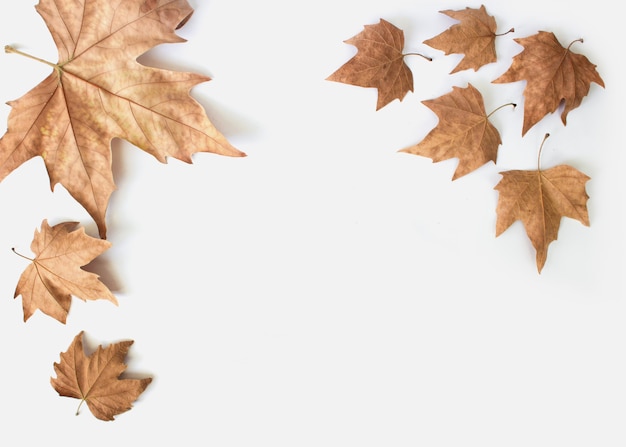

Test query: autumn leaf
[492,31,604,136]
[13,220,116,324]
[494,134,590,272]
[0,0,246,239]
[400,84,512,179]
[51,331,152,421]
[327,19,430,110]
[424,5,512,74]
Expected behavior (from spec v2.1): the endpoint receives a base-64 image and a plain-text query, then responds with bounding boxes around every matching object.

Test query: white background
[0,0,623,445]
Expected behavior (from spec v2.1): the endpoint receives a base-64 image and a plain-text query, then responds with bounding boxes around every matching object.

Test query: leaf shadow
[196,95,259,146]
[137,50,205,76]
[110,138,130,191]
[102,138,132,248]
[82,250,124,294]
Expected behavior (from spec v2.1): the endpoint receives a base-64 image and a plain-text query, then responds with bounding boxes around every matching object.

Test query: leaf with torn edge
[327,19,430,110]
[51,331,152,421]
[400,84,512,179]
[494,134,590,272]
[0,0,246,239]
[424,5,510,74]
[492,31,604,136]
[13,220,117,324]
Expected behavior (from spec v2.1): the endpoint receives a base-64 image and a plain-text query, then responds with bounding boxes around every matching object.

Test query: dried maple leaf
[51,331,152,421]
[0,0,245,239]
[13,219,117,324]
[494,134,590,272]
[424,5,511,74]
[400,84,512,179]
[492,31,604,136]
[327,19,430,110]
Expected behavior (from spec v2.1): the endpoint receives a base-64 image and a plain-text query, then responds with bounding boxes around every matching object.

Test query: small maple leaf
[13,219,117,324]
[494,134,590,272]
[492,31,605,136]
[400,83,512,179]
[51,331,152,421]
[0,0,246,239]
[424,5,511,74]
[327,19,430,110]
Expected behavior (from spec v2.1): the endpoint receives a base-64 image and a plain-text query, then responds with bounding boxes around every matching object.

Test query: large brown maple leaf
[13,219,117,324]
[51,331,152,421]
[424,5,507,74]
[492,31,604,136]
[327,19,421,110]
[400,84,507,179]
[0,0,245,239]
[494,137,590,272]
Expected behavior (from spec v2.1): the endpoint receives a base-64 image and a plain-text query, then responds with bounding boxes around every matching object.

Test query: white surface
[0,0,623,445]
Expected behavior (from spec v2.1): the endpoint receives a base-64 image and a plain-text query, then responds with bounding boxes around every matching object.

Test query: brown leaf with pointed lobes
[400,84,502,179]
[14,220,117,324]
[327,19,414,110]
[0,0,245,239]
[494,165,590,273]
[423,5,499,74]
[492,31,604,136]
[51,331,152,421]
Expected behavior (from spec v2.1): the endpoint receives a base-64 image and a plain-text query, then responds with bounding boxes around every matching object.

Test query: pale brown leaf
[0,0,245,239]
[495,162,590,273]
[327,19,414,110]
[492,31,604,136]
[51,331,152,421]
[400,84,504,179]
[13,220,117,324]
[424,5,501,74]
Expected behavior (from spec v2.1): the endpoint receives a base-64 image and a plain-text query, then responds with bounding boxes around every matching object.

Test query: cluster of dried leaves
[0,0,606,424]
[1,0,243,420]
[327,4,604,272]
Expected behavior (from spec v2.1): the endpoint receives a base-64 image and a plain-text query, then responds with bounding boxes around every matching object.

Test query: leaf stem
[487,102,516,118]
[567,38,584,51]
[537,133,550,171]
[11,247,33,262]
[76,399,85,416]
[5,45,57,69]
[495,27,515,37]
[403,52,432,61]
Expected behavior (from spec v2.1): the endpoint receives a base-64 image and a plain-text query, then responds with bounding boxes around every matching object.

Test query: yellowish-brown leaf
[495,162,590,272]
[400,84,504,179]
[0,0,245,238]
[424,5,501,74]
[492,31,604,135]
[51,331,152,421]
[327,19,414,110]
[14,220,117,324]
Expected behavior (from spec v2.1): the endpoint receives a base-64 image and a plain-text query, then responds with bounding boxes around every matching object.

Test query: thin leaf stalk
[5,45,63,79]
[11,247,33,262]
[5,45,57,68]
[538,133,550,171]
[567,38,584,51]
[487,102,516,118]
[495,27,515,37]
[403,52,432,61]
[76,399,85,416]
